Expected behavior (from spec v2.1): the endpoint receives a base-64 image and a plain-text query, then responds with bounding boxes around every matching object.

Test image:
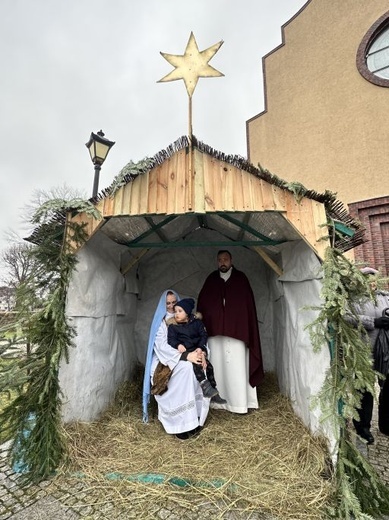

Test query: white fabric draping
[208,336,258,413]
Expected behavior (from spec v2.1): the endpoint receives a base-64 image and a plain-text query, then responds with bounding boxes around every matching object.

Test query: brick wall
[348,196,389,276]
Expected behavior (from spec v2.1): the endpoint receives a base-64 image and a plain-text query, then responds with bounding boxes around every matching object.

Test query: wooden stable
[58,138,365,454]
[66,140,331,271]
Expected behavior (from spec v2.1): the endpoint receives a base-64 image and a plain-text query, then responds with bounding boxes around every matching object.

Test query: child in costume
[167,298,226,403]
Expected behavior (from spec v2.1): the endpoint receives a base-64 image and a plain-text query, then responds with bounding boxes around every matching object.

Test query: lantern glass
[86,131,115,165]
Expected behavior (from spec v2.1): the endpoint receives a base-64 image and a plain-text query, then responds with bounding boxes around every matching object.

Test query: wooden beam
[285,196,329,260]
[121,249,149,275]
[251,246,283,277]
[120,240,284,248]
[218,213,283,245]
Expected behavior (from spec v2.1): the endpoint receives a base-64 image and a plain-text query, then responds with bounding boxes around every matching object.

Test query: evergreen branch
[108,157,154,197]
[307,247,389,517]
[31,198,101,225]
[0,201,85,483]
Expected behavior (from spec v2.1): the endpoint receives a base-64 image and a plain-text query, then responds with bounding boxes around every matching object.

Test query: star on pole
[158,32,224,98]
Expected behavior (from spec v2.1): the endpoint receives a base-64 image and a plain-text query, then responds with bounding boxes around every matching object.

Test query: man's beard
[219,266,230,273]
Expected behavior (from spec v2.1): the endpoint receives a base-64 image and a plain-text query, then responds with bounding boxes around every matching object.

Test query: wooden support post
[251,246,283,277]
[121,249,149,276]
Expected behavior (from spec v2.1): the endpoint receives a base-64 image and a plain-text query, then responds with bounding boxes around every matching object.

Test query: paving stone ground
[1,407,389,519]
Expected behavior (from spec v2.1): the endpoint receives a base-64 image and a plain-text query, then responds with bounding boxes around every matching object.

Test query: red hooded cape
[197,267,264,387]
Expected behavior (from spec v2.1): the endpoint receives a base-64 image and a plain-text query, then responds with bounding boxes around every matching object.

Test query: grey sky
[0,0,307,262]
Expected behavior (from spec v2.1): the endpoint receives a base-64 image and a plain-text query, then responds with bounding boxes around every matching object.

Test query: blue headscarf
[142,289,180,423]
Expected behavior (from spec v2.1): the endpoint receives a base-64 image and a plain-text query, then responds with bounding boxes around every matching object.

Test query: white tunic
[151,319,210,434]
[208,336,259,414]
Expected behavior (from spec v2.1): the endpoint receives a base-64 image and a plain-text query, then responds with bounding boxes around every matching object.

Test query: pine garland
[307,247,389,518]
[0,198,89,483]
[108,157,154,197]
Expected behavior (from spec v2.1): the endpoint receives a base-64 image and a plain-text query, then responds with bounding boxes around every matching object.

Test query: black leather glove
[374,316,389,330]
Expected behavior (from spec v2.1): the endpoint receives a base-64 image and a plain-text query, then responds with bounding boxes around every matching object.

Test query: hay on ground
[53,372,333,519]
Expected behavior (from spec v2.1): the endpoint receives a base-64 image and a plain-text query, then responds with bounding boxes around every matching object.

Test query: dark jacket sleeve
[196,319,208,352]
[167,325,179,350]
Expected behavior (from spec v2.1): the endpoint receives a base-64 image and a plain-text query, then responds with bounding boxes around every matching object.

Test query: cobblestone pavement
[1,416,389,519]
[367,425,389,487]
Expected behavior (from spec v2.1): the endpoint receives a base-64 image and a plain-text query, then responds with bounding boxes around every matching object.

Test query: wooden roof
[64,136,364,272]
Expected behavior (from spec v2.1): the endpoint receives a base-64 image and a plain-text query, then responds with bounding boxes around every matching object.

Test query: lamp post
[85,130,115,198]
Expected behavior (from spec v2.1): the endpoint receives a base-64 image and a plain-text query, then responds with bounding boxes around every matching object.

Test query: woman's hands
[187,348,206,366]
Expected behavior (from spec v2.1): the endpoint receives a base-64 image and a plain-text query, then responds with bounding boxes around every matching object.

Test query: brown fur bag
[151,362,172,396]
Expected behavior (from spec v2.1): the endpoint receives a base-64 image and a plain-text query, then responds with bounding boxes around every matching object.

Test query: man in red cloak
[197,250,264,413]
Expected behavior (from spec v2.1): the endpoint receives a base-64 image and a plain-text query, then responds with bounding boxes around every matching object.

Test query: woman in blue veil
[142,289,210,439]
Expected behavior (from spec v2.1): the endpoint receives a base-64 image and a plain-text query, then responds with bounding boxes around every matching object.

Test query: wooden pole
[188,95,193,141]
[188,95,193,211]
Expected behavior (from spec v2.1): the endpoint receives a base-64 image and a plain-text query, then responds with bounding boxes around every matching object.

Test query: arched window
[357,11,389,87]
[366,27,389,79]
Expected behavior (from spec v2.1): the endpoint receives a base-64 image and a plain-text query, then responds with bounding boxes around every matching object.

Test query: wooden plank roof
[64,136,364,266]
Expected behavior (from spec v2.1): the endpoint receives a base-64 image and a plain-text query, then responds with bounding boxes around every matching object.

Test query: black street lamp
[85,130,115,198]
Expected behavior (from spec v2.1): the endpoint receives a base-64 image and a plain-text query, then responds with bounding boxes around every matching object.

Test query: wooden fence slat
[259,181,278,210]
[193,148,206,213]
[137,172,149,215]
[203,154,216,211]
[232,167,244,211]
[211,159,224,210]
[129,171,142,215]
[121,182,133,215]
[113,186,124,215]
[174,150,187,214]
[241,170,254,210]
[156,160,169,214]
[148,166,158,214]
[249,175,264,211]
[103,196,115,217]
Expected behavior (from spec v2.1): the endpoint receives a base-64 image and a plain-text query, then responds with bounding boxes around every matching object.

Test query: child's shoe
[200,379,219,398]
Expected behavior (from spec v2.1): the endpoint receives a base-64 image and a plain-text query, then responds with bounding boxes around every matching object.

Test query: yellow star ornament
[158,32,224,98]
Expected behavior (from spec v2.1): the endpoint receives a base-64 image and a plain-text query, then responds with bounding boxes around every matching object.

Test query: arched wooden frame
[356,10,389,87]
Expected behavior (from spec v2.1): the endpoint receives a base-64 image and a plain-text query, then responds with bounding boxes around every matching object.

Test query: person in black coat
[349,267,389,444]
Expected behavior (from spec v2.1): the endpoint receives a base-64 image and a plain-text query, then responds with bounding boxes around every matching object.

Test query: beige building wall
[247,0,389,206]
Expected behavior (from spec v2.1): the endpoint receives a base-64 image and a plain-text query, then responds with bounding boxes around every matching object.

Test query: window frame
[356,10,389,87]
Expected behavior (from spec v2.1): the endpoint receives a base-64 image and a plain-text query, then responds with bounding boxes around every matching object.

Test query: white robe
[209,336,258,413]
[151,319,210,434]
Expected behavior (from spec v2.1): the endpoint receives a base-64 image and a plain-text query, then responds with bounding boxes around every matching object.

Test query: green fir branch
[307,247,389,518]
[0,199,90,484]
[31,197,101,225]
[108,157,154,197]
